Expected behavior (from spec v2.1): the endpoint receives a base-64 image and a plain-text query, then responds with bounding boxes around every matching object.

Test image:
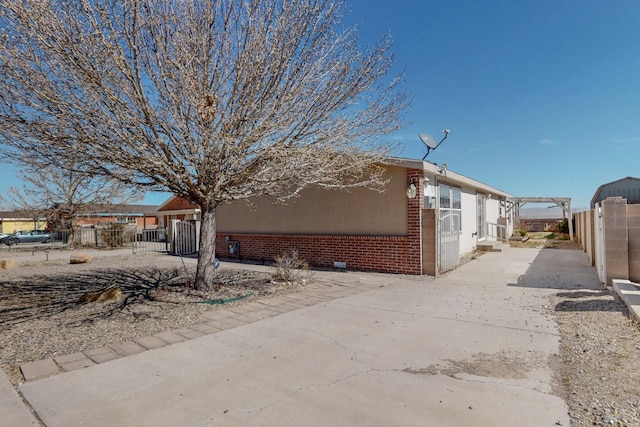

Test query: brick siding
[216,168,426,275]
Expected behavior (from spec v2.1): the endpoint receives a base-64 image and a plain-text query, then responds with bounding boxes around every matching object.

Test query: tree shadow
[0,267,190,329]
[504,249,626,313]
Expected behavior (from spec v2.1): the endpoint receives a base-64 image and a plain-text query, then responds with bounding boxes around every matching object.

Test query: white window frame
[440,184,462,232]
[477,193,485,239]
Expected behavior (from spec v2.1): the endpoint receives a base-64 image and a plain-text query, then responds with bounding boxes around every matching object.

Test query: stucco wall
[486,198,500,230]
[0,219,47,234]
[459,188,477,255]
[216,167,425,275]
[217,166,407,235]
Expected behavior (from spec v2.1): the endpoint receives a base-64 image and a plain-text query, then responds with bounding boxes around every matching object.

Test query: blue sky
[1,0,639,209]
[345,0,640,208]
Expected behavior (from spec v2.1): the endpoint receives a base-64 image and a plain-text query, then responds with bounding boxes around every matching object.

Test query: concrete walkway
[7,248,604,426]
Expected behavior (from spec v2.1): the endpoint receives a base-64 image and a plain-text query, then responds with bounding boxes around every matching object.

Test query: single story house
[0,210,47,234]
[157,157,515,276]
[48,204,159,230]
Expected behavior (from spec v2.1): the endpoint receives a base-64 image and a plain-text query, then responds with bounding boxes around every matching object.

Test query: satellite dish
[419,133,438,149]
[420,129,450,160]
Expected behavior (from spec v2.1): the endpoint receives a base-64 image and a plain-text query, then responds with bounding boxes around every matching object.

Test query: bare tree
[2,152,143,244]
[0,0,408,290]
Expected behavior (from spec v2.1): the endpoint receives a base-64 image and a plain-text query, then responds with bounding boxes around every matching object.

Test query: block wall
[602,197,629,285]
[628,204,640,282]
[421,209,437,276]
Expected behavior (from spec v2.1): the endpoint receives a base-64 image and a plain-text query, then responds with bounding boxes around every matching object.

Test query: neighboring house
[518,208,565,232]
[590,177,640,209]
[0,210,47,234]
[48,204,159,230]
[156,197,201,228]
[157,157,515,276]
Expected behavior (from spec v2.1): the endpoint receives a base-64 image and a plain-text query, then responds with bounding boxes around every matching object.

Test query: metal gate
[173,221,197,255]
[439,211,460,273]
[133,228,169,254]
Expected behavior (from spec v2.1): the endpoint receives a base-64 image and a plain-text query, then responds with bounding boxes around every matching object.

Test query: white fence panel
[173,221,197,255]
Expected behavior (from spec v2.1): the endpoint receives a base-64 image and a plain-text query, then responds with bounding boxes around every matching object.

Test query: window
[452,188,461,210]
[439,185,462,231]
[440,185,451,209]
[116,216,137,225]
[477,193,485,239]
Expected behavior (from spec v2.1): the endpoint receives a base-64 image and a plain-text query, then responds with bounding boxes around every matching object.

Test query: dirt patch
[404,350,534,379]
[509,236,582,250]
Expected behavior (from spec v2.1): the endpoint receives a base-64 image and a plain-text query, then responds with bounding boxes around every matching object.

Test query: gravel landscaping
[0,253,307,388]
[551,288,640,426]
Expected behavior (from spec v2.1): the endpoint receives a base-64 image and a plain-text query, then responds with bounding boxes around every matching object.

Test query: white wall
[459,188,478,255]
[486,198,500,233]
[458,190,508,255]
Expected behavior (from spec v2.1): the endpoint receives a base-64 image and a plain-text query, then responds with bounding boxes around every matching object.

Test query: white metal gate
[439,211,460,273]
[173,221,197,255]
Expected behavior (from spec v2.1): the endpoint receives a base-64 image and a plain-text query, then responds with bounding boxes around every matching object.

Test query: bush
[100,223,134,248]
[518,229,527,237]
[557,218,569,234]
[272,249,312,283]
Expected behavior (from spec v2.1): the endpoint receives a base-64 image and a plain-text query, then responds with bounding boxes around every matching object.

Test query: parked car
[0,230,56,245]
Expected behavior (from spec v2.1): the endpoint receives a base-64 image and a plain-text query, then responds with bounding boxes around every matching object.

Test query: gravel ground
[0,253,307,388]
[551,288,640,426]
[2,249,640,426]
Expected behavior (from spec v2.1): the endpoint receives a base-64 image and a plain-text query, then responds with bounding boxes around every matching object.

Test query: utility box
[228,240,240,256]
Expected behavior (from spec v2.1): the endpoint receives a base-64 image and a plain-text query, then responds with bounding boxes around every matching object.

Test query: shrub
[518,229,527,237]
[100,223,134,248]
[557,218,569,234]
[272,249,312,284]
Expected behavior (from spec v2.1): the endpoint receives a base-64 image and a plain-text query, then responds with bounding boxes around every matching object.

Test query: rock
[0,259,18,269]
[70,254,95,264]
[79,286,123,303]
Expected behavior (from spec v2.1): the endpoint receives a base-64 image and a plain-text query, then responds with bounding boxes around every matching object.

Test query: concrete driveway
[18,248,595,426]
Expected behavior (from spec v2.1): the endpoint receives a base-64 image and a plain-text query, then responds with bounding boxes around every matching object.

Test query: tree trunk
[195,204,218,291]
[66,228,76,248]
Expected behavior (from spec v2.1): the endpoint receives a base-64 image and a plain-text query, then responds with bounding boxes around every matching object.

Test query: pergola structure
[507,197,573,241]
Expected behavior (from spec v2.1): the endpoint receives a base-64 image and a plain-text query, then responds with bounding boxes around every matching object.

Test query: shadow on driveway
[506,248,621,313]
[507,248,602,291]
